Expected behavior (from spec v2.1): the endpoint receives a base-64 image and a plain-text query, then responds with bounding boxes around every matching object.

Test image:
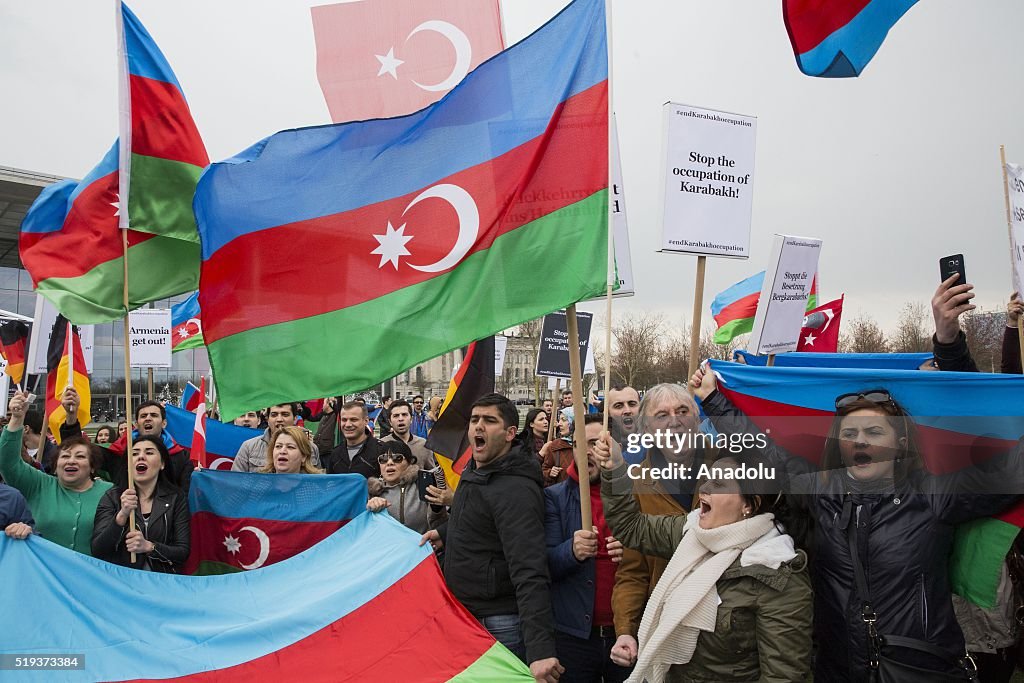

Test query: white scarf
[627,511,788,683]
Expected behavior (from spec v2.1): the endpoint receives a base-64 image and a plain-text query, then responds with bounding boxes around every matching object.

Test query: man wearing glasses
[411,395,429,439]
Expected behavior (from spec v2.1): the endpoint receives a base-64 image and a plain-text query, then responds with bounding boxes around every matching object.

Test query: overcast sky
[3,0,1023,334]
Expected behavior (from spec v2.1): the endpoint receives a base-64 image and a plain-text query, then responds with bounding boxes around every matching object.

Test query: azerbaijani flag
[711,271,818,345]
[0,512,532,681]
[783,0,920,77]
[0,321,30,386]
[185,470,367,575]
[164,403,259,470]
[733,349,932,370]
[179,380,203,411]
[45,316,91,442]
[426,337,495,489]
[194,0,608,418]
[19,3,207,324]
[708,359,1024,610]
[171,291,203,352]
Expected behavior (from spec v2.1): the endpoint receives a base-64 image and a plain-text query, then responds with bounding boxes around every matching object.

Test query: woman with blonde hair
[260,426,323,475]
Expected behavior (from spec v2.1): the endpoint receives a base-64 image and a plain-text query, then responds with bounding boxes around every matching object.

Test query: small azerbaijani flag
[783,0,920,77]
[711,271,818,345]
[191,376,209,468]
[164,403,258,471]
[0,321,30,386]
[425,337,495,489]
[45,316,91,443]
[19,2,207,324]
[1,511,533,680]
[171,291,203,352]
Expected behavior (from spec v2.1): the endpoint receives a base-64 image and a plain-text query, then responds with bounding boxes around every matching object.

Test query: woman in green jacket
[596,436,813,683]
[0,391,111,555]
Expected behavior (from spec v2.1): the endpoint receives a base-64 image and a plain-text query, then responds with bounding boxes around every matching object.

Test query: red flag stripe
[129,74,209,167]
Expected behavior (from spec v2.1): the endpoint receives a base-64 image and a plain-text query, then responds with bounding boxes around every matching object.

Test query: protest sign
[1004,162,1024,297]
[28,296,94,374]
[494,335,508,375]
[128,309,173,368]
[536,310,593,378]
[748,235,822,355]
[660,102,756,258]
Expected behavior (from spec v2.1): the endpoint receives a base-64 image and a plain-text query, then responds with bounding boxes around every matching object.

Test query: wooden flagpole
[122,232,137,563]
[567,304,591,528]
[687,256,707,388]
[999,145,1024,369]
[603,0,615,432]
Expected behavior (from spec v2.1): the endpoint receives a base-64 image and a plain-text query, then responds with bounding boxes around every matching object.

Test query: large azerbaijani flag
[783,0,920,77]
[0,512,532,681]
[185,470,367,575]
[711,271,818,345]
[194,0,608,418]
[19,3,207,324]
[163,403,259,470]
[707,359,1024,610]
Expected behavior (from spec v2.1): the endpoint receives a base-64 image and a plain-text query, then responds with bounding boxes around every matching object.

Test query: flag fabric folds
[163,403,258,470]
[19,2,207,324]
[171,290,204,352]
[0,511,532,681]
[45,316,90,442]
[425,337,495,488]
[0,321,30,386]
[179,380,203,411]
[191,376,209,467]
[311,0,505,123]
[711,271,818,345]
[733,349,932,370]
[795,295,844,352]
[194,0,609,418]
[185,470,368,575]
[783,0,920,77]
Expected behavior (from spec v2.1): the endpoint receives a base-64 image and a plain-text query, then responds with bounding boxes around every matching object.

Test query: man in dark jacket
[0,482,34,539]
[60,394,192,493]
[545,414,629,682]
[421,393,563,683]
[324,401,383,479]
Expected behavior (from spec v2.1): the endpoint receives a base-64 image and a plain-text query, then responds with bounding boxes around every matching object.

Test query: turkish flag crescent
[311,0,505,123]
[796,295,844,353]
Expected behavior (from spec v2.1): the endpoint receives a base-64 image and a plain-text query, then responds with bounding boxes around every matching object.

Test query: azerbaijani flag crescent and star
[0,511,532,681]
[783,0,920,77]
[194,0,609,418]
[171,291,203,352]
[19,2,207,324]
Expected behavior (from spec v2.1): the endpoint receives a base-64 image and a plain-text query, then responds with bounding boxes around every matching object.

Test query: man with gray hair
[607,382,717,670]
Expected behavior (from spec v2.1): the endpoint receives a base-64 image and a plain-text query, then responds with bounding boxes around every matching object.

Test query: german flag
[0,321,30,386]
[425,337,495,488]
[45,316,91,442]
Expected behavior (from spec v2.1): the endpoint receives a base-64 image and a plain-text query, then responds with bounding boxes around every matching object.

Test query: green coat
[601,463,812,683]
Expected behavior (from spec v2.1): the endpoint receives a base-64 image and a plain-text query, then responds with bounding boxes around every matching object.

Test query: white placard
[28,296,95,375]
[128,309,172,368]
[660,102,757,258]
[584,345,595,375]
[748,235,823,355]
[605,114,635,297]
[1006,163,1024,296]
[494,335,508,376]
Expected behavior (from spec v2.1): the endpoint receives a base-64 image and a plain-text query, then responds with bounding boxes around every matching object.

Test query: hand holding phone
[939,254,967,285]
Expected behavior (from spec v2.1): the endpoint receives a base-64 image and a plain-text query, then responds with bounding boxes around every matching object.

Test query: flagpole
[602,0,615,432]
[121,231,137,564]
[688,256,708,387]
[999,145,1024,369]
[566,304,591,529]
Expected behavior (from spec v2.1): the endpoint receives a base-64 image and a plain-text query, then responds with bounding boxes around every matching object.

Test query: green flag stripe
[208,191,608,417]
[127,153,203,243]
[950,517,1020,609]
[446,643,532,681]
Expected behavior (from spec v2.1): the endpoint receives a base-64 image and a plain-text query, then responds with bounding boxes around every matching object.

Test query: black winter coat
[703,389,1024,681]
[437,444,557,664]
[324,436,383,479]
[91,482,191,573]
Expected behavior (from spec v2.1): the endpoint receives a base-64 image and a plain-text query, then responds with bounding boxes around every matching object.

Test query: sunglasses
[834,389,896,411]
[377,453,407,464]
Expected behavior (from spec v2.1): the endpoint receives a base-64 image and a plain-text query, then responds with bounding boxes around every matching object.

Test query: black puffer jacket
[437,444,556,664]
[702,389,1024,681]
[91,481,191,573]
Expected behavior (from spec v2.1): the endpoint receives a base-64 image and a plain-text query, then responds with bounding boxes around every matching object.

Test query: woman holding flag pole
[684,363,1024,682]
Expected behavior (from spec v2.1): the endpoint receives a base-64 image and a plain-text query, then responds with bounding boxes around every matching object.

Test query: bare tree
[517,317,544,404]
[610,312,664,389]
[839,314,890,354]
[889,302,931,353]
[961,308,1006,373]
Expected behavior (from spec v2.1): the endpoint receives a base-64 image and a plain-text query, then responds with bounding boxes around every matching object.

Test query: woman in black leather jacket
[92,435,190,573]
[690,366,1024,682]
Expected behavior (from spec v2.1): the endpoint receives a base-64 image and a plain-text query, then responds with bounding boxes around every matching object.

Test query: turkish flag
[796,295,844,352]
[311,0,505,123]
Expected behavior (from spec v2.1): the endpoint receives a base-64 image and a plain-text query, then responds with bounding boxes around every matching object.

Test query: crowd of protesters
[2,276,1024,682]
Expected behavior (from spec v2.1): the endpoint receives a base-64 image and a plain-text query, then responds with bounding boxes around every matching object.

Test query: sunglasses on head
[378,453,407,464]
[834,389,896,411]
